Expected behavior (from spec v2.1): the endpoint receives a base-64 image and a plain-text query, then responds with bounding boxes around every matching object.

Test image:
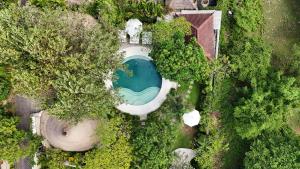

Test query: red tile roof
[178,13,216,59]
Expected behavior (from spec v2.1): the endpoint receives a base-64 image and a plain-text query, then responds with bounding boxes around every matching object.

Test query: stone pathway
[14,95,40,131]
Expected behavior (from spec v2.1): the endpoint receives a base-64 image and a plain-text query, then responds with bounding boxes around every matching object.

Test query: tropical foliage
[0,0,18,9]
[196,132,229,169]
[152,17,191,44]
[84,116,132,169]
[30,0,66,8]
[39,149,83,168]
[0,0,299,169]
[230,37,271,82]
[86,0,164,27]
[130,98,183,169]
[151,32,209,84]
[244,129,300,169]
[0,6,121,121]
[84,135,132,169]
[0,109,39,163]
[0,67,10,101]
[234,72,300,139]
[121,0,164,23]
[86,0,123,26]
[233,0,263,33]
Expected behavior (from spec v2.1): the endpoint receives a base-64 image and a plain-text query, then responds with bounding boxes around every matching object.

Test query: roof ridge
[198,13,214,29]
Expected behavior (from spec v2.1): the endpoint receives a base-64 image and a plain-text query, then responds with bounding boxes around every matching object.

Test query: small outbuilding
[176,10,222,59]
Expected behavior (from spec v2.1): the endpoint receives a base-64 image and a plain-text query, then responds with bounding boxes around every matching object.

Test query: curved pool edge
[117,87,161,105]
[116,78,178,117]
[105,46,178,118]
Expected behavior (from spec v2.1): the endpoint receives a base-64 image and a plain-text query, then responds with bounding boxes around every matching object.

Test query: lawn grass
[287,110,300,135]
[178,82,201,107]
[187,82,201,106]
[173,123,194,149]
[262,0,300,68]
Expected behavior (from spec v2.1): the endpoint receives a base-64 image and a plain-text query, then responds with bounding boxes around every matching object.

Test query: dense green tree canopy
[130,98,182,169]
[39,148,83,168]
[289,44,300,84]
[0,109,39,163]
[152,17,191,45]
[0,6,121,121]
[234,72,300,139]
[29,0,66,8]
[86,0,164,27]
[84,135,132,169]
[233,0,263,33]
[0,67,10,101]
[0,0,17,9]
[230,37,271,82]
[84,116,132,169]
[196,131,229,169]
[244,129,300,169]
[86,0,122,26]
[150,32,209,84]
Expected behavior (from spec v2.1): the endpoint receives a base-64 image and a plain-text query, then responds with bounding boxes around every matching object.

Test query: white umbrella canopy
[183,109,201,127]
[125,19,143,37]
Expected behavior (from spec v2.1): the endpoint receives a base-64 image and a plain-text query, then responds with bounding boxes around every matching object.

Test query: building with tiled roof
[176,10,222,59]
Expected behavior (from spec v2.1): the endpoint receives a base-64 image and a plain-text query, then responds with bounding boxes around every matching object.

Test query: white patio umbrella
[125,19,143,37]
[183,109,201,127]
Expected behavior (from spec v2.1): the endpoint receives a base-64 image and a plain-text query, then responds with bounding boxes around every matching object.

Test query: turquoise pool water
[113,55,162,105]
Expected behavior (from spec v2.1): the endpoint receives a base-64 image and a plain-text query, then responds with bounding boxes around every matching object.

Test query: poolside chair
[129,34,140,44]
[119,30,127,43]
[142,32,152,45]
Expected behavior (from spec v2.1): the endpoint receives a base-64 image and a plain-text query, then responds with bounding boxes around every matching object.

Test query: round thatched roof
[40,112,99,151]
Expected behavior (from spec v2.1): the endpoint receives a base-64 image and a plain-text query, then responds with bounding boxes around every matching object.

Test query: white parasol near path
[125,19,143,37]
[183,109,201,127]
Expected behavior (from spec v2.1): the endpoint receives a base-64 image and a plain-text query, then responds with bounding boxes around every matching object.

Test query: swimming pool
[113,55,162,105]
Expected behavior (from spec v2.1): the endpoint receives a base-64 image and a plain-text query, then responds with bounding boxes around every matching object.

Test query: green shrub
[152,17,191,44]
[150,32,209,84]
[85,0,164,27]
[196,132,229,169]
[0,77,9,101]
[39,149,83,168]
[122,0,164,23]
[230,37,271,82]
[0,6,121,121]
[0,0,18,9]
[130,98,182,169]
[30,0,66,9]
[0,109,40,163]
[233,0,263,33]
[85,0,123,27]
[234,72,300,139]
[0,67,9,101]
[83,116,132,169]
[244,129,300,169]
